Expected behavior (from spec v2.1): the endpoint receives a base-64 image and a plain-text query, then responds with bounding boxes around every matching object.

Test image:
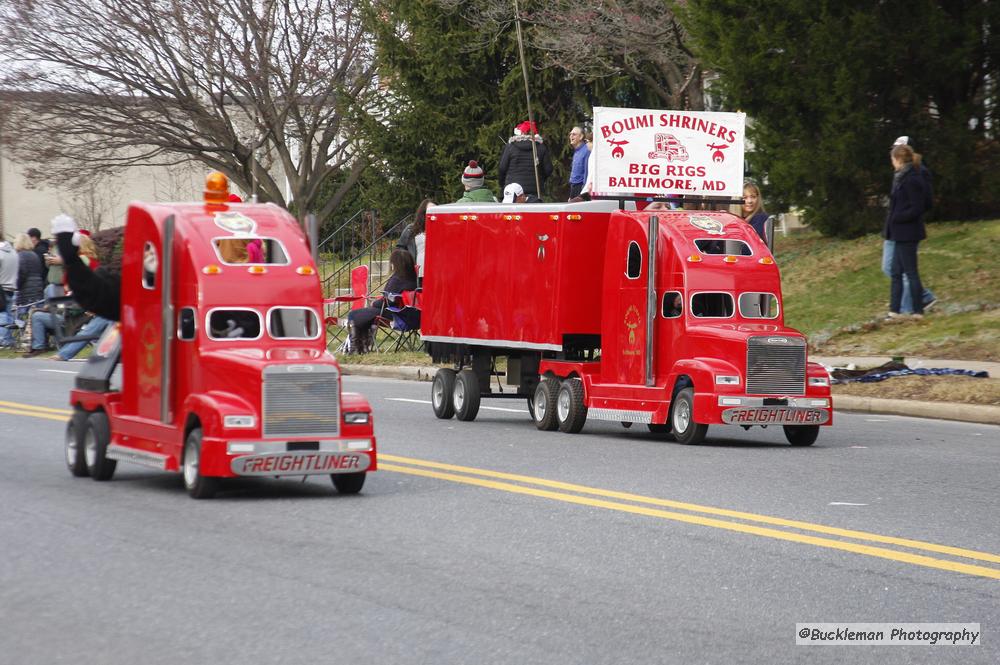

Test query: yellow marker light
[504,215,514,221]
[759,256,775,265]
[248,266,268,275]
[461,215,469,221]
[724,255,738,263]
[202,264,223,275]
[429,215,437,221]
[687,254,702,262]
[549,214,560,221]
[567,214,582,221]
[204,171,230,205]
[296,265,316,275]
[514,215,522,221]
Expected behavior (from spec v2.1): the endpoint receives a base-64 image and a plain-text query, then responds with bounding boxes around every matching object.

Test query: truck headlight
[224,415,255,429]
[343,412,370,424]
[808,377,830,387]
[715,375,740,386]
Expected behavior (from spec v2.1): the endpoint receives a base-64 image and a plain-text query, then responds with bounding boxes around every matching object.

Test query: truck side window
[691,292,734,318]
[142,242,157,290]
[268,307,321,339]
[178,308,197,341]
[207,309,262,340]
[662,291,683,318]
[738,292,779,319]
[626,241,642,279]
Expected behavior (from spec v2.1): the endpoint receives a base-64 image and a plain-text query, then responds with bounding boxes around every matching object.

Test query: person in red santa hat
[499,119,553,200]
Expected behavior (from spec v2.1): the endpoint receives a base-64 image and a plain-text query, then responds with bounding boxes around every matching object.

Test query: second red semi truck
[420,200,832,446]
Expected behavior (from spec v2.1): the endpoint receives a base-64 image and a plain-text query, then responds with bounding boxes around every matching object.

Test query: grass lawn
[777,219,1000,361]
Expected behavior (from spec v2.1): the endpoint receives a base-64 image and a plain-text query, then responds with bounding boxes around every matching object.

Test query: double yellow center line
[380,454,1000,581]
[4,399,998,580]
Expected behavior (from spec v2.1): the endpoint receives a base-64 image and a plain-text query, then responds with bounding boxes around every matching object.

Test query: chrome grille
[263,365,340,437]
[746,336,806,395]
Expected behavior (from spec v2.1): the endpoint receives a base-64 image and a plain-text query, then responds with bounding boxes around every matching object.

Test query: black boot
[347,322,362,354]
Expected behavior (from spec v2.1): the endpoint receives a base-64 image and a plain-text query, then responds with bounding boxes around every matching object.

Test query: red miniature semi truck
[420,200,832,445]
[64,174,377,497]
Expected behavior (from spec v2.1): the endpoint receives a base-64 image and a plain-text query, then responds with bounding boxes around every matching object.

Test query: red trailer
[64,175,377,497]
[421,201,831,445]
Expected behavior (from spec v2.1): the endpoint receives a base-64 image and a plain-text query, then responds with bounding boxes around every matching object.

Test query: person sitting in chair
[347,249,418,353]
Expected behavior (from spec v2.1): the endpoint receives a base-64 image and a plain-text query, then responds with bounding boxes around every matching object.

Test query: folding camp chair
[374,289,421,353]
[324,264,369,353]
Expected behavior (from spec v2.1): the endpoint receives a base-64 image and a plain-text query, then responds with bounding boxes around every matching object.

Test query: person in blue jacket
[883,144,929,319]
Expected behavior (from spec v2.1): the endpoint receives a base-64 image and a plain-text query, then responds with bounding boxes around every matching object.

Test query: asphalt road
[1,359,997,664]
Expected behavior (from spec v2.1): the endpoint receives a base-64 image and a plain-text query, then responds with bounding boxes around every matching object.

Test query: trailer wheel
[183,428,220,499]
[783,425,819,447]
[65,408,90,477]
[647,423,675,441]
[453,369,481,421]
[331,472,366,494]
[556,378,588,434]
[670,388,708,445]
[84,411,116,481]
[532,378,560,431]
[432,369,456,419]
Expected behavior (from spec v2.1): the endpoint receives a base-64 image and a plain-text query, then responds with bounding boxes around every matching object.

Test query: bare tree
[59,174,124,233]
[446,0,704,111]
[0,0,378,223]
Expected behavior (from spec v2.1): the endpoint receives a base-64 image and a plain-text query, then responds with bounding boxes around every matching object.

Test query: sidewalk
[341,359,1000,426]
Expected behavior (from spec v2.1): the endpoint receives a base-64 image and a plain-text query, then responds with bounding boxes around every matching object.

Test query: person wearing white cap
[502,182,539,204]
[881,136,937,314]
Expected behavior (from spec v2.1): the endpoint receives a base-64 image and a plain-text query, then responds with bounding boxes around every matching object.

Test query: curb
[341,365,1000,426]
[831,395,1000,426]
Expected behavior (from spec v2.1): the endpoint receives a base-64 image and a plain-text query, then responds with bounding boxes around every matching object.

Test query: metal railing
[319,210,413,350]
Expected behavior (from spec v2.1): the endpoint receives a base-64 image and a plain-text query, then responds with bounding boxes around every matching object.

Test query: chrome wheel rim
[454,379,465,411]
[534,386,547,421]
[65,426,78,466]
[432,377,445,409]
[557,387,571,422]
[84,429,97,467]
[183,442,199,487]
[673,399,691,434]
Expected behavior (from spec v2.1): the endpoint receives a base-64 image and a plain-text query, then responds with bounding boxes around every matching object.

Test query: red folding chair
[324,264,369,353]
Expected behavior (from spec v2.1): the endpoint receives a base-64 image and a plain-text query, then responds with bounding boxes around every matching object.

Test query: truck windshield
[691,292,735,318]
[738,292,779,319]
[207,309,263,339]
[694,239,752,256]
[213,237,289,265]
[268,307,321,339]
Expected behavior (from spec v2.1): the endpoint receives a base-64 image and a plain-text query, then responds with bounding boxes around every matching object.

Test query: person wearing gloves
[50,214,121,321]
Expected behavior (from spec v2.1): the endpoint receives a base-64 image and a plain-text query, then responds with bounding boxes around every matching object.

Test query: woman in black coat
[13,234,44,310]
[883,144,929,318]
[347,248,419,353]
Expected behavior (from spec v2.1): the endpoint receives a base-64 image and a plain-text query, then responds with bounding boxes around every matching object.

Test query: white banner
[592,107,746,198]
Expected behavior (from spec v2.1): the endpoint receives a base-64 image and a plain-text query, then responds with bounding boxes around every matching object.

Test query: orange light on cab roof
[723,255,738,263]
[204,171,230,205]
[202,264,223,275]
[296,265,315,275]
[248,265,268,275]
[758,256,775,265]
[687,254,702,262]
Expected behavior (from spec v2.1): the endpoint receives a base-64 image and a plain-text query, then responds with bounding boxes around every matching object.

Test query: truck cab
[65,176,376,497]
